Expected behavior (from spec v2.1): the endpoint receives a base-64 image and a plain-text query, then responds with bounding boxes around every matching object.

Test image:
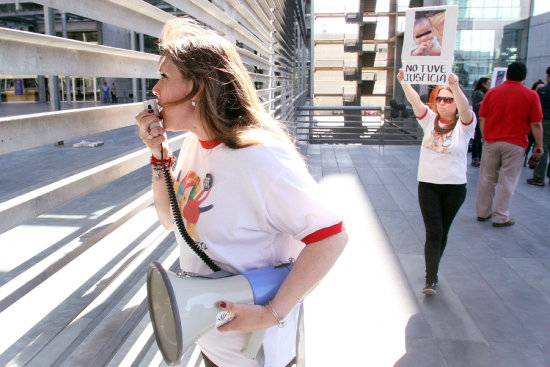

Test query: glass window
[459,30,495,56]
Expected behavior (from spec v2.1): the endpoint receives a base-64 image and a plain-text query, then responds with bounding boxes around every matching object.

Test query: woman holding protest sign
[397,69,475,295]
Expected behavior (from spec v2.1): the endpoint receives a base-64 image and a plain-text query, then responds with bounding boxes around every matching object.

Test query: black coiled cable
[160,148,221,272]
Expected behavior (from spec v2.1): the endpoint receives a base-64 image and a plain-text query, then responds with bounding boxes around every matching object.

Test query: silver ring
[148,134,153,140]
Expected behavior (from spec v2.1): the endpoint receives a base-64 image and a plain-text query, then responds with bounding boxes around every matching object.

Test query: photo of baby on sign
[410,11,445,56]
[402,5,458,85]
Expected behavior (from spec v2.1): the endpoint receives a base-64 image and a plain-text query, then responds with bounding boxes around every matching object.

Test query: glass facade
[444,0,534,87]
[313,0,547,106]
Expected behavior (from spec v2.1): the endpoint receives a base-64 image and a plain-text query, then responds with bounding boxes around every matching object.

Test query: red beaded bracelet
[150,153,176,169]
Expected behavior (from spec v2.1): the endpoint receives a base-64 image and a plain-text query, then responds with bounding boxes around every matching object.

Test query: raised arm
[448,73,473,123]
[136,110,175,230]
[397,68,428,117]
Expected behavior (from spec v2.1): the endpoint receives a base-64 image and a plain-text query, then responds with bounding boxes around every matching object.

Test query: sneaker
[422,282,438,295]
[477,214,492,222]
[526,178,545,187]
[492,219,515,227]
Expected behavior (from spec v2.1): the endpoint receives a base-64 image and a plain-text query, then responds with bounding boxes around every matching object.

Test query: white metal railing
[33,0,172,37]
[0,28,160,78]
[0,103,143,154]
[297,105,422,145]
[0,133,186,234]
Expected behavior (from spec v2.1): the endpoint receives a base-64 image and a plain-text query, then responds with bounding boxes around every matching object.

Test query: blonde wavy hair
[158,17,293,149]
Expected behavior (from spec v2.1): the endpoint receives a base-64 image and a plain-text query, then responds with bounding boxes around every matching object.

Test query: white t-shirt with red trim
[172,134,343,367]
[416,107,476,184]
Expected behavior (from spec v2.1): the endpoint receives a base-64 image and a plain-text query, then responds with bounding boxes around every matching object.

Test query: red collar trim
[439,118,451,124]
[199,139,221,149]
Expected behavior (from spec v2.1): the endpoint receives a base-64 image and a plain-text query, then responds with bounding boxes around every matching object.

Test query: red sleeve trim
[416,107,428,120]
[461,116,474,126]
[301,221,344,245]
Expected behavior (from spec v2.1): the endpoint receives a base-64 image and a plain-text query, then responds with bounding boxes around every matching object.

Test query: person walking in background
[110,82,117,103]
[524,79,545,166]
[470,77,491,167]
[526,68,550,186]
[102,82,110,103]
[476,62,544,227]
[397,69,475,295]
[532,79,545,92]
[427,85,438,111]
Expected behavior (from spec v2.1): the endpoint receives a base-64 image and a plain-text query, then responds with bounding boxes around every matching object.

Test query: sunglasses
[435,96,454,104]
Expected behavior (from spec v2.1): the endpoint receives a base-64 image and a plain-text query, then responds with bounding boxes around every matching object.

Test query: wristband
[150,153,177,169]
[265,301,286,328]
[150,153,176,181]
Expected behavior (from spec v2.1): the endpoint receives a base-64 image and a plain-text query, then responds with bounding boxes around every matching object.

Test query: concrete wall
[101,23,135,102]
[526,11,550,87]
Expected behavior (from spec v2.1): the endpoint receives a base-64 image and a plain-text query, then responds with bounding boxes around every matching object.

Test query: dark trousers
[531,120,550,182]
[471,122,482,161]
[418,182,466,284]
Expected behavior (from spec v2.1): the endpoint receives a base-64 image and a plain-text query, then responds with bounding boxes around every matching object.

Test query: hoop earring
[191,100,196,107]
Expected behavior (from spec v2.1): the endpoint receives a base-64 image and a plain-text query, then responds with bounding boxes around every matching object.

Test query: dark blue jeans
[418,182,466,284]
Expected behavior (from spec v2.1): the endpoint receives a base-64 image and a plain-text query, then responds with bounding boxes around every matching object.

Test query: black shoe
[422,282,438,295]
[527,178,545,187]
[477,215,492,222]
[492,219,515,227]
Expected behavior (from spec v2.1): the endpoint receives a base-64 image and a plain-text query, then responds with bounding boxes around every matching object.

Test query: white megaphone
[147,260,294,366]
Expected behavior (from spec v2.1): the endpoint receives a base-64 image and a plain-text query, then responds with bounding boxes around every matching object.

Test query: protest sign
[491,67,507,88]
[401,5,458,85]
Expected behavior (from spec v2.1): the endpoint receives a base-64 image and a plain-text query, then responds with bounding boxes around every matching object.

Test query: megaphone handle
[241,329,266,359]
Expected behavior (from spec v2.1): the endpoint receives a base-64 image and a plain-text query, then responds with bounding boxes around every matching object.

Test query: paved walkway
[1,125,550,365]
[302,144,550,367]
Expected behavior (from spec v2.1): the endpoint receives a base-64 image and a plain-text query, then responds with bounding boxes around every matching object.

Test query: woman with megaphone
[136,17,347,367]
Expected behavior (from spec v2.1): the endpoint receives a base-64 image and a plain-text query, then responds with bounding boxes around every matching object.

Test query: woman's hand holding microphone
[136,107,166,159]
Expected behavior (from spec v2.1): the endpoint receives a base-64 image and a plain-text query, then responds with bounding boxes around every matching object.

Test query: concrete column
[139,33,146,101]
[61,11,71,102]
[44,6,60,111]
[131,31,138,102]
[59,76,64,102]
[37,76,46,102]
[71,77,76,102]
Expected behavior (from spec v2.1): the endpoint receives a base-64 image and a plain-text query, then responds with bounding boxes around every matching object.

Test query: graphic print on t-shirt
[424,128,453,152]
[174,170,214,240]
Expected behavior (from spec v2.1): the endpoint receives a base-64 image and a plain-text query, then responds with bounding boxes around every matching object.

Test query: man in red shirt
[476,62,544,227]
